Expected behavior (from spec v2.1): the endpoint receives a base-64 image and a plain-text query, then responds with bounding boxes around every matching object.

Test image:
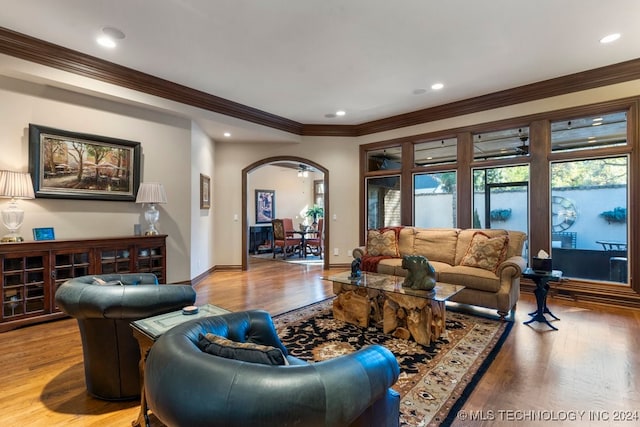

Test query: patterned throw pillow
[366,229,399,257]
[460,231,509,273]
[197,333,287,366]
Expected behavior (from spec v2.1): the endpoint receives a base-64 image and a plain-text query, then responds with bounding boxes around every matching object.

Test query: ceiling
[1,0,640,141]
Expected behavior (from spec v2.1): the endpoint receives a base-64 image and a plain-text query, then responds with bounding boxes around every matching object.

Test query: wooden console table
[0,235,167,332]
[329,271,464,346]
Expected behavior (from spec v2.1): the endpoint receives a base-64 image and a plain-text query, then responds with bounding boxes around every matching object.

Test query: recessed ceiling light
[224,132,231,137]
[324,113,336,118]
[336,110,346,116]
[600,33,620,44]
[413,88,427,95]
[97,36,116,48]
[431,83,444,90]
[97,26,125,48]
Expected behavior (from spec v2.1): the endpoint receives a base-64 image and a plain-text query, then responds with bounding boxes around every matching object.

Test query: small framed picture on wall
[255,189,275,223]
[200,174,211,209]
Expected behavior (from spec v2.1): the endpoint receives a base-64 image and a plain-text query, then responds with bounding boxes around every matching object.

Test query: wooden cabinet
[0,235,167,332]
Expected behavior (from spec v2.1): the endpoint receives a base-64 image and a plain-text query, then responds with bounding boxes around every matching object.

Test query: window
[550,157,628,284]
[414,171,457,227]
[366,146,401,172]
[473,127,530,160]
[367,176,400,229]
[414,138,457,166]
[551,112,627,152]
[472,166,529,256]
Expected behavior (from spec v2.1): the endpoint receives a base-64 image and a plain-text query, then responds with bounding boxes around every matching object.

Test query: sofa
[353,227,527,319]
[145,310,401,427]
[55,273,196,400]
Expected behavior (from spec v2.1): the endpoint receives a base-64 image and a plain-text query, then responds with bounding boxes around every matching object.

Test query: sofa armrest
[353,246,366,259]
[496,255,526,278]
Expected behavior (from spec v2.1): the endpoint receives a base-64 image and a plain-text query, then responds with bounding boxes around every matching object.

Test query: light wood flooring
[1,258,638,427]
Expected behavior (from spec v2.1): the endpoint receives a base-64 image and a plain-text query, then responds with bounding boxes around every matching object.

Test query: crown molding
[2,26,640,138]
[0,27,303,134]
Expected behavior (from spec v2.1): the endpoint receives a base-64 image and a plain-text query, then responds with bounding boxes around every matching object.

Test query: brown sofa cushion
[366,229,399,257]
[439,265,502,293]
[413,228,459,265]
[460,231,509,273]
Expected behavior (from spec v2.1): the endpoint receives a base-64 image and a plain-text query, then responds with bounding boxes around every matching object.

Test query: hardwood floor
[0,257,638,427]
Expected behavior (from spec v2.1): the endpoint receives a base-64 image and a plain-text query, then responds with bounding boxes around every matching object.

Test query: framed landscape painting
[255,189,275,223]
[28,124,141,201]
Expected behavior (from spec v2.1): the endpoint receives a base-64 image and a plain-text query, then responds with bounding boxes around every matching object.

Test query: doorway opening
[242,156,329,271]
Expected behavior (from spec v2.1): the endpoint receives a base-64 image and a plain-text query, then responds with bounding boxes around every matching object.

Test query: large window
[550,157,628,284]
[414,171,457,228]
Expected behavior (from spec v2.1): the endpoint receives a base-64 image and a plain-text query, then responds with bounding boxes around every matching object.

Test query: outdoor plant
[490,208,512,222]
[599,207,626,224]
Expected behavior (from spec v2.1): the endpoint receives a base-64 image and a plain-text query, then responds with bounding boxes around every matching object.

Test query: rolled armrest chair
[55,273,196,401]
[145,310,401,427]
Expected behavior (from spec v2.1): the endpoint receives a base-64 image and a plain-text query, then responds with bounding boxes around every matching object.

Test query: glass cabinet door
[2,253,48,320]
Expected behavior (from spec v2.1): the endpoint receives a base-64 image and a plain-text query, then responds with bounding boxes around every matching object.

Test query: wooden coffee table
[329,271,464,346]
[130,304,230,427]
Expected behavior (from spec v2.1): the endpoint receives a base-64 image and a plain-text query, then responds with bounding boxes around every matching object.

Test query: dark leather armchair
[55,273,196,401]
[145,310,401,427]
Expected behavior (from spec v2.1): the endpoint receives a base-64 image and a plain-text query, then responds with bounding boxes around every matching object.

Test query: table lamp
[0,170,35,242]
[135,182,167,235]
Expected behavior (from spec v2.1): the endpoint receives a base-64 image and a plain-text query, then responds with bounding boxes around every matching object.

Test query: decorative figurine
[402,255,436,291]
[350,258,362,280]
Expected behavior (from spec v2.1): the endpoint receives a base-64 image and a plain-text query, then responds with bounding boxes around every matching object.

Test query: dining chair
[305,218,323,258]
[271,219,301,259]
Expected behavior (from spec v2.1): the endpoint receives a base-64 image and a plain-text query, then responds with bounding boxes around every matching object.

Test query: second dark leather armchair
[55,273,196,401]
[145,310,401,427]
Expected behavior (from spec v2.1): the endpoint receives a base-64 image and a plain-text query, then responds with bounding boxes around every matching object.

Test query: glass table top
[329,270,464,302]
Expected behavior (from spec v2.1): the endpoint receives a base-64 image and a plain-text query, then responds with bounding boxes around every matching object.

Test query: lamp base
[1,233,24,243]
[144,230,159,236]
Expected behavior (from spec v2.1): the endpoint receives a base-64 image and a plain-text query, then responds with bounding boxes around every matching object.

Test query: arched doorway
[242,156,329,271]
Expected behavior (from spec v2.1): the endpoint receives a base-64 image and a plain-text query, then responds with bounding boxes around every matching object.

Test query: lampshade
[0,170,35,200]
[135,182,167,204]
[0,170,35,243]
[135,182,167,236]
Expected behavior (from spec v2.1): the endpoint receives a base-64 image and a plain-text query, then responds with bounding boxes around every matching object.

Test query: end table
[130,304,230,427]
[522,268,562,330]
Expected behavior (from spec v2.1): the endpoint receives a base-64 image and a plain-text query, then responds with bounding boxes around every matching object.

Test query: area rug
[273,299,513,427]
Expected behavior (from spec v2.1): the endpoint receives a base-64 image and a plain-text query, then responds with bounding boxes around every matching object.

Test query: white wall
[248,165,320,226]
[214,137,360,266]
[190,122,215,278]
[0,76,193,283]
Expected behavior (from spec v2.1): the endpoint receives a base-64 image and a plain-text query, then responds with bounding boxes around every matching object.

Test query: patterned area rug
[274,299,513,427]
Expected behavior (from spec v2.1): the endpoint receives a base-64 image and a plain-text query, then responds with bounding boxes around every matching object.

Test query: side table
[130,304,230,427]
[522,268,562,330]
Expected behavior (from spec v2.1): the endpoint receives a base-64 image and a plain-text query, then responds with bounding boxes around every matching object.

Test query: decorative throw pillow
[197,333,287,366]
[366,229,399,257]
[460,231,509,273]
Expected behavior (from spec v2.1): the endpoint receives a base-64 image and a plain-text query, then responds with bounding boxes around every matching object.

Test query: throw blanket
[361,226,404,272]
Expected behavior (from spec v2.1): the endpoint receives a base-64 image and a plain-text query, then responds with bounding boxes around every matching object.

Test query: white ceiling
[1,0,640,138]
